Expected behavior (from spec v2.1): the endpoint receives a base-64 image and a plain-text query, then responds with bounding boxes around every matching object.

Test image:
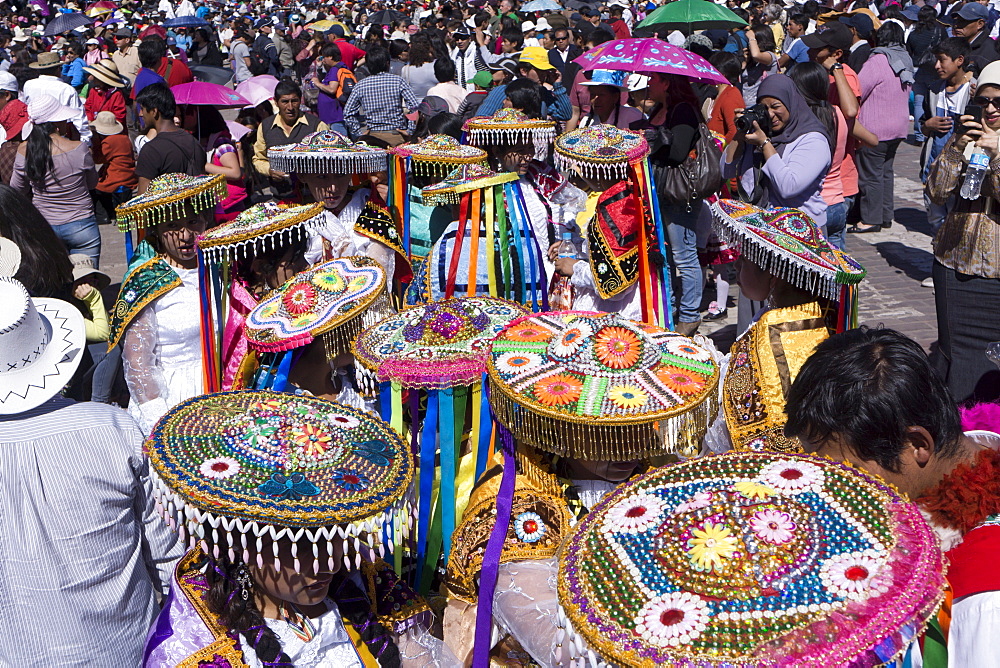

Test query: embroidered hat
[115,173,227,231]
[556,452,946,667]
[245,256,393,360]
[486,311,720,459]
[197,201,326,263]
[420,163,519,206]
[711,200,866,302]
[267,130,389,175]
[147,389,414,572]
[354,297,528,389]
[390,134,488,178]
[555,124,650,180]
[463,108,557,159]
[0,277,85,414]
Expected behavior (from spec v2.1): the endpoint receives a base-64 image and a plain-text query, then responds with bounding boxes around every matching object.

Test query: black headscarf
[756,74,831,154]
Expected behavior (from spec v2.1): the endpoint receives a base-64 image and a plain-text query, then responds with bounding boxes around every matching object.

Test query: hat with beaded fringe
[555,124,650,180]
[390,134,488,178]
[115,173,227,231]
[555,451,946,667]
[147,389,414,573]
[486,310,720,459]
[463,108,556,159]
[197,201,326,264]
[267,130,389,175]
[420,163,519,206]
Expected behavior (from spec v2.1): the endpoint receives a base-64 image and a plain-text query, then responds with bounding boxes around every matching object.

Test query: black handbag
[643,121,723,207]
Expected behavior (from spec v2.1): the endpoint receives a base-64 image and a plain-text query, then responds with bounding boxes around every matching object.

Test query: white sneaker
[921,276,934,288]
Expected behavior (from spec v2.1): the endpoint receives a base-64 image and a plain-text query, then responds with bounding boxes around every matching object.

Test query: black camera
[736,103,770,136]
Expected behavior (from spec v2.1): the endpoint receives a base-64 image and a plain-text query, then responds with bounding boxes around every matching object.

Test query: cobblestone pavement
[99,142,938,351]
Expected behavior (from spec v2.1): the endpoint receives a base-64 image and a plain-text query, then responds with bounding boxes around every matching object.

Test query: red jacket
[610,19,631,40]
[84,87,127,124]
[156,56,194,88]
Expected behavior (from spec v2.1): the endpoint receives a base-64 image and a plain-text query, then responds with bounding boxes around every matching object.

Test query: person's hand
[554,257,579,276]
[923,115,953,134]
[819,53,840,71]
[548,241,562,262]
[976,123,1000,159]
[484,3,496,15]
[73,281,95,300]
[311,76,320,85]
[269,168,289,180]
[955,114,983,151]
[743,120,768,147]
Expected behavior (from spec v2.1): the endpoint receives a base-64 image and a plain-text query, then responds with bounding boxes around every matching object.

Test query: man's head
[255,18,273,35]
[787,12,808,38]
[838,12,874,44]
[553,27,571,50]
[499,0,514,15]
[933,36,970,80]
[365,46,390,75]
[951,1,989,40]
[501,26,524,53]
[802,21,852,66]
[433,56,456,83]
[273,80,303,125]
[135,81,175,127]
[580,6,601,26]
[784,327,964,499]
[518,45,554,82]
[138,35,166,69]
[320,42,342,68]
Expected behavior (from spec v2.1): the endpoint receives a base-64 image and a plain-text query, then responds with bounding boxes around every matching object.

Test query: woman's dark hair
[427,111,463,138]
[407,34,436,67]
[784,327,964,473]
[274,79,302,100]
[787,60,837,155]
[366,47,391,74]
[138,36,166,68]
[709,51,741,86]
[0,184,75,301]
[389,38,409,59]
[433,56,455,83]
[429,32,448,59]
[195,27,211,42]
[917,5,939,32]
[320,42,342,61]
[658,73,703,122]
[751,24,776,53]
[883,3,904,22]
[329,573,402,667]
[23,122,56,189]
[185,104,228,142]
[135,82,176,118]
[801,0,819,19]
[505,78,543,118]
[875,21,904,48]
[66,41,84,57]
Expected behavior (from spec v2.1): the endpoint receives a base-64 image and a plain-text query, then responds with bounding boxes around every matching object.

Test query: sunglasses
[973,96,1000,109]
[555,34,569,41]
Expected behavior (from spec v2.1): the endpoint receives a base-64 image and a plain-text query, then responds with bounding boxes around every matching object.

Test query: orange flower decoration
[533,374,583,406]
[594,326,642,369]
[507,323,551,343]
[658,368,707,396]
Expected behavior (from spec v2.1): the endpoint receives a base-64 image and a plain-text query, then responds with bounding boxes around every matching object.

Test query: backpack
[248,41,271,76]
[335,65,357,105]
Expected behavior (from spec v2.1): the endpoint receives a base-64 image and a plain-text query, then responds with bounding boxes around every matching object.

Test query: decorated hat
[115,173,226,231]
[555,452,946,667]
[245,256,393,359]
[487,311,720,459]
[555,125,650,180]
[390,134,487,178]
[464,108,557,159]
[712,200,866,302]
[420,163,519,206]
[267,130,389,175]
[147,390,413,572]
[198,201,326,263]
[354,297,528,389]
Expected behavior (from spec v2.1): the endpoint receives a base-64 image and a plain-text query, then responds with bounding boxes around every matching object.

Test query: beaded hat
[147,390,413,572]
[555,451,946,667]
[115,173,226,231]
[463,108,556,159]
[420,164,519,206]
[712,200,866,302]
[555,124,650,180]
[390,134,488,178]
[267,130,389,175]
[486,311,720,459]
[354,297,528,389]
[197,201,326,263]
[245,256,393,359]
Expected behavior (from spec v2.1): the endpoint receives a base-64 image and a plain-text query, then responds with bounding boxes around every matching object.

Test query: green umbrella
[637,0,747,32]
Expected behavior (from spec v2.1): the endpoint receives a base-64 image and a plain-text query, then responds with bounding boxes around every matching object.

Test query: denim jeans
[53,215,101,268]
[826,197,850,251]
[911,79,930,143]
[327,121,349,137]
[663,202,703,324]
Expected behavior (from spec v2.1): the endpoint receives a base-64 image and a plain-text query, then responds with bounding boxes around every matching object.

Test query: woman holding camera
[721,73,831,228]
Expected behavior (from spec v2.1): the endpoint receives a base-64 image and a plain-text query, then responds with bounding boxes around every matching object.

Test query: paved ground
[98,141,939,351]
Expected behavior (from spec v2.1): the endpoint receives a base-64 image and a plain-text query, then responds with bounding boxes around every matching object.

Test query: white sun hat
[0,277,85,414]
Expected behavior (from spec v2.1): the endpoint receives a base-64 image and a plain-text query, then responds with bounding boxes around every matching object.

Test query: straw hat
[90,110,123,136]
[83,58,127,88]
[0,277,85,414]
[28,51,62,70]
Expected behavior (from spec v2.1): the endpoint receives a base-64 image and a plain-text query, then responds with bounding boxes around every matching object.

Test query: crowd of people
[0,0,999,665]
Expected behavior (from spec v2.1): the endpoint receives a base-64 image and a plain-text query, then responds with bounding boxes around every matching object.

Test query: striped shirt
[0,397,182,665]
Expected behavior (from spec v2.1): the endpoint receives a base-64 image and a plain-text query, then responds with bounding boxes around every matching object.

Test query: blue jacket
[62,57,85,89]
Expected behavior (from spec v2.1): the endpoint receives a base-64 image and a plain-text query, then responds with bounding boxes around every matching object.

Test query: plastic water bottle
[960,147,990,200]
[556,231,577,259]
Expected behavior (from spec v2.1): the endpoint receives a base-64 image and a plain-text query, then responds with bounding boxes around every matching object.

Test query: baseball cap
[327,24,346,37]
[952,2,989,23]
[489,56,519,75]
[85,38,99,45]
[838,12,874,38]
[255,18,273,29]
[580,6,598,16]
[274,23,287,30]
[115,27,133,37]
[801,21,852,52]
[468,70,493,87]
[519,46,555,70]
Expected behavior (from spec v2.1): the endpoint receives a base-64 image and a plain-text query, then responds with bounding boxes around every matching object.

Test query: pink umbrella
[226,120,251,142]
[171,82,250,108]
[235,75,279,108]
[573,38,728,85]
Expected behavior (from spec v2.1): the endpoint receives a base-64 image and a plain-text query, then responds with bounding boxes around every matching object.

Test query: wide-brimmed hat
[0,277,85,414]
[28,51,62,70]
[0,71,18,93]
[69,254,111,291]
[556,451,946,666]
[115,173,227,231]
[554,124,650,179]
[390,134,487,178]
[83,58,127,88]
[90,109,123,136]
[420,163,518,206]
[487,311,720,459]
[197,201,325,264]
[267,130,388,175]
[579,68,628,90]
[22,94,77,139]
[0,236,22,277]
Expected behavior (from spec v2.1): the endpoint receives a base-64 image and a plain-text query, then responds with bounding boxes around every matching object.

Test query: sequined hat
[556,452,946,667]
[486,311,720,459]
[115,173,227,231]
[147,390,413,572]
[197,201,326,263]
[711,200,866,302]
[390,134,487,178]
[463,108,557,160]
[244,256,394,359]
[555,124,651,180]
[420,163,519,206]
[267,130,389,175]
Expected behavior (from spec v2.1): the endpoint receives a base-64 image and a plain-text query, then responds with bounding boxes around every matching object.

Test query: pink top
[858,53,911,142]
[821,106,847,206]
